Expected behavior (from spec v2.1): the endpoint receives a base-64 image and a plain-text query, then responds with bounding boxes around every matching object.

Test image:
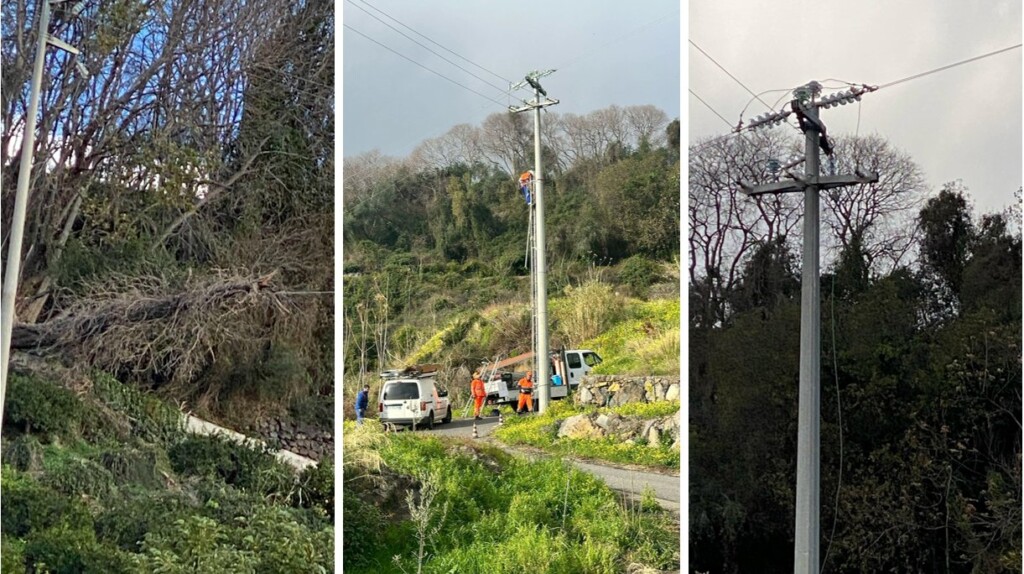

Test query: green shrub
[41,451,116,500]
[98,445,168,489]
[91,373,183,444]
[4,374,82,438]
[294,460,334,518]
[95,488,194,553]
[618,255,662,296]
[234,506,334,573]
[1,465,92,537]
[133,515,259,574]
[342,485,384,569]
[2,434,44,472]
[23,525,133,574]
[2,535,27,574]
[288,394,333,428]
[168,434,293,499]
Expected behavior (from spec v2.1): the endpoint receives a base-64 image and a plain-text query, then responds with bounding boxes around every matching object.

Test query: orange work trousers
[517,392,533,413]
[473,396,485,416]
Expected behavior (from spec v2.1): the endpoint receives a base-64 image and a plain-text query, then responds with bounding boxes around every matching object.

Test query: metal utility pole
[1,0,89,426]
[1,0,52,424]
[510,70,558,413]
[738,81,878,574]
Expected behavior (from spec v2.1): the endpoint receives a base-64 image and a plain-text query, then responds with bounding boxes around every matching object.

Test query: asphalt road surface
[411,413,680,513]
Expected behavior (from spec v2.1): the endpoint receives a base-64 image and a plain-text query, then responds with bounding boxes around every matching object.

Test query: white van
[378,378,451,429]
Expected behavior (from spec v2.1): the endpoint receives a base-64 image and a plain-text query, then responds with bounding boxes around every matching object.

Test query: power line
[557,7,679,70]
[344,23,506,108]
[348,0,512,86]
[693,42,1023,155]
[877,43,1022,89]
[689,39,774,112]
[344,0,511,97]
[689,88,733,130]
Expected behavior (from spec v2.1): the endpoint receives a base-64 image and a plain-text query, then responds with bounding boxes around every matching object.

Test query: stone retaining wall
[557,410,680,449]
[249,419,333,462]
[573,375,680,408]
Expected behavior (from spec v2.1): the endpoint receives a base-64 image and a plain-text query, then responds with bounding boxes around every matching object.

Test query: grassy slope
[343,421,679,573]
[1,371,333,573]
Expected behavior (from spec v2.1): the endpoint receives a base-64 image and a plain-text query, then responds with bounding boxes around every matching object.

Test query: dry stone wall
[556,374,681,449]
[249,419,333,461]
[573,375,680,408]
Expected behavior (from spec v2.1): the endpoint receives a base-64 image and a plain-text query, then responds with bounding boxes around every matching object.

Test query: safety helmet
[473,372,480,378]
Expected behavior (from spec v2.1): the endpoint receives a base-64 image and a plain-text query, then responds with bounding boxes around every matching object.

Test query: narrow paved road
[415,414,680,513]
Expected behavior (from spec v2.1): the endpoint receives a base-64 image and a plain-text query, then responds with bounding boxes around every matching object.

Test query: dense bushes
[1,371,334,573]
[4,374,82,438]
[168,434,293,499]
[1,466,93,537]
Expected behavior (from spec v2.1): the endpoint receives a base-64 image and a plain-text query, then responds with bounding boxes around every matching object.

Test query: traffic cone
[472,421,479,439]
[498,412,504,426]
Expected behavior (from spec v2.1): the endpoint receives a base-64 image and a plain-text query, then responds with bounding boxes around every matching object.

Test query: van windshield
[383,382,419,400]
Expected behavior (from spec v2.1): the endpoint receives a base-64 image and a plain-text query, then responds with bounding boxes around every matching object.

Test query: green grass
[493,400,681,469]
[586,299,680,375]
[343,428,679,573]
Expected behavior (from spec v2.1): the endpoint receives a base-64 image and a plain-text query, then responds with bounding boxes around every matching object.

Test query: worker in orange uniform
[516,371,534,415]
[471,372,487,420]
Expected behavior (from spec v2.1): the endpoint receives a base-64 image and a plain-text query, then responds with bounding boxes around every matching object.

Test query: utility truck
[480,349,602,406]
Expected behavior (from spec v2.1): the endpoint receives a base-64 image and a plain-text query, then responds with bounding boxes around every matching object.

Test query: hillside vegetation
[343,422,679,573]
[1,370,333,573]
[343,105,681,409]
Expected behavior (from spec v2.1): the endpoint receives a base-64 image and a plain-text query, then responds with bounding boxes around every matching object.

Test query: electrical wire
[344,23,507,108]
[689,39,774,112]
[689,88,734,130]
[821,272,844,573]
[344,0,511,97]
[877,43,1022,89]
[348,0,513,86]
[557,6,679,71]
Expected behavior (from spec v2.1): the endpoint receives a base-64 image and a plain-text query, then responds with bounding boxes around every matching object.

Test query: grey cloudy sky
[689,0,1022,216]
[343,0,680,159]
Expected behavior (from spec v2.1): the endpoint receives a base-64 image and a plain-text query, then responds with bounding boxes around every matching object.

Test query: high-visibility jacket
[518,377,534,395]
[471,378,486,398]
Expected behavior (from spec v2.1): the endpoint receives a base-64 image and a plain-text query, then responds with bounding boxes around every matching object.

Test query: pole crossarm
[508,98,559,113]
[739,172,879,196]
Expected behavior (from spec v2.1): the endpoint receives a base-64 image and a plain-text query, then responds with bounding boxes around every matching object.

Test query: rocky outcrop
[556,410,680,449]
[574,375,681,408]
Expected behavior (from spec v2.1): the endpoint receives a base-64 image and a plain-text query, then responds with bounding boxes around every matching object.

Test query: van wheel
[426,412,434,430]
[442,408,452,424]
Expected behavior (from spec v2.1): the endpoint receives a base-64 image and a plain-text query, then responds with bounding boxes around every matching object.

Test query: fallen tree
[10,271,287,390]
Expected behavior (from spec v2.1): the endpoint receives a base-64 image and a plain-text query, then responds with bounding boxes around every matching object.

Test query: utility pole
[510,70,558,413]
[738,81,878,574]
[1,0,89,426]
